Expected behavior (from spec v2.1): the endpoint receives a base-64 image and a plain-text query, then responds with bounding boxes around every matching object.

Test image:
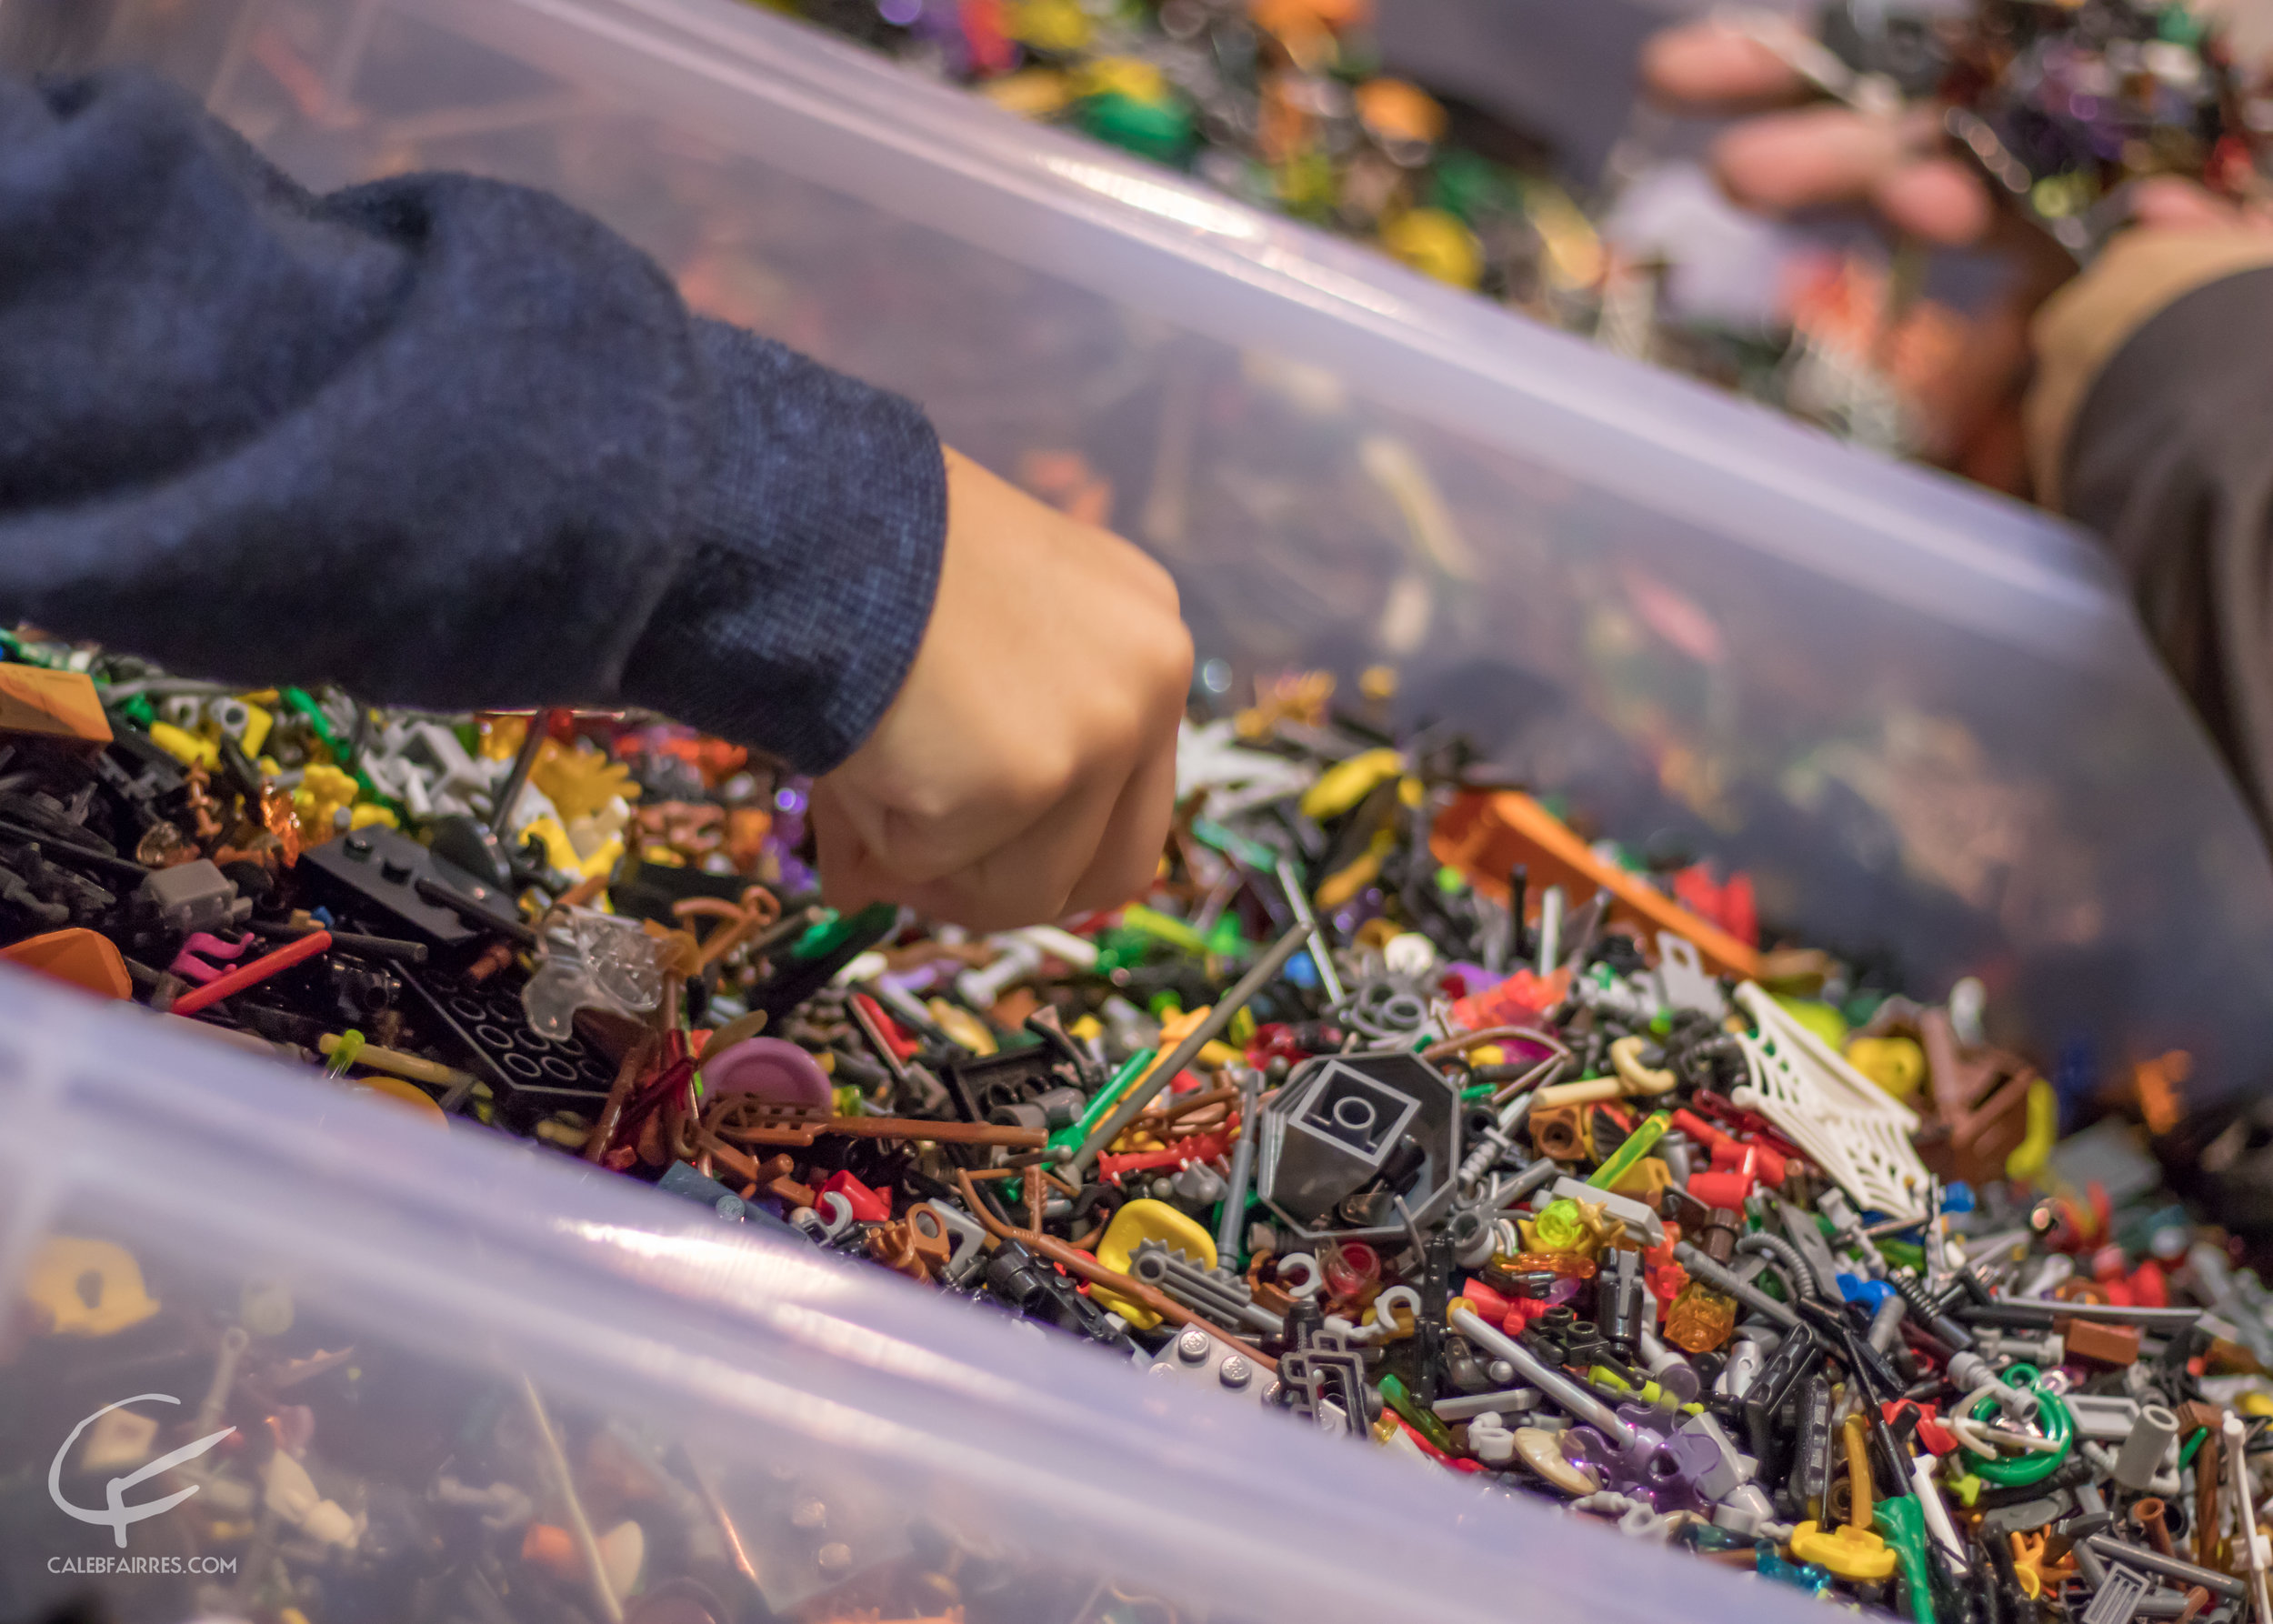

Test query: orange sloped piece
[0,927,132,998]
[0,666,112,745]
[1429,790,1761,982]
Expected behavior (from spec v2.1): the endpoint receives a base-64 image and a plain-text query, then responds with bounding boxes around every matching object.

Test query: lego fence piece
[1730,982,1931,1221]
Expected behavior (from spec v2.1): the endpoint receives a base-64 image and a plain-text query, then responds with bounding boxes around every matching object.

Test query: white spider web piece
[1729,983,1930,1222]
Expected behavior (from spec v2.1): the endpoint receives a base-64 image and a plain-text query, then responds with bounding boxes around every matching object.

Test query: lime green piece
[1773,996,1848,1049]
[1435,865,1467,895]
[1148,990,1183,1018]
[325,1028,365,1078]
[1944,1469,1981,1507]
[1378,1373,1456,1452]
[1587,1109,1671,1189]
[1120,905,1209,955]
[1275,151,1336,220]
[1877,1239,1926,1274]
[1532,1198,1588,1252]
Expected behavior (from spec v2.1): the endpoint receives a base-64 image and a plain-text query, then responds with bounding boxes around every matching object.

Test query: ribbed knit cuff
[621,321,946,772]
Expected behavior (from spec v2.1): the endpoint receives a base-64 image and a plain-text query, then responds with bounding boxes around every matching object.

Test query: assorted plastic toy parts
[769,0,2269,446]
[1813,0,2266,260]
[5,640,2273,1622]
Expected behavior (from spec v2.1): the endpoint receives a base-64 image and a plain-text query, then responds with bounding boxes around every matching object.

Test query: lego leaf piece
[1730,982,1929,1220]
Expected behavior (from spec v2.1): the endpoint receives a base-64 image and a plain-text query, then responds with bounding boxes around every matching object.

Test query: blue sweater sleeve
[0,68,945,774]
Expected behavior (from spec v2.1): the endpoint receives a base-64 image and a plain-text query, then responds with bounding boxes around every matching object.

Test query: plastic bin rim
[364,0,2129,656]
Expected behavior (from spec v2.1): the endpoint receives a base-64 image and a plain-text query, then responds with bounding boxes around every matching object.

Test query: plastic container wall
[57,0,2273,1095]
[0,968,1837,1623]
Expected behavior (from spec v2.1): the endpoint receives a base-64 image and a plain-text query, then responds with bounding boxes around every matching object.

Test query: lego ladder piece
[1729,983,1930,1221]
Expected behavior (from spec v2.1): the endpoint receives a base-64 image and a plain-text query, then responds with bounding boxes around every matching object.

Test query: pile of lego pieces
[5,641,2273,1624]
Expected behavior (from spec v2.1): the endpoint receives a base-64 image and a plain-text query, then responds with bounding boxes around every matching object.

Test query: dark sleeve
[2061,266,2273,834]
[0,68,944,774]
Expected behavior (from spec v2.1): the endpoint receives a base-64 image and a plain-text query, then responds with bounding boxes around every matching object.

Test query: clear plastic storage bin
[3,1,2272,1614]
[0,968,1837,1624]
[48,0,2273,1092]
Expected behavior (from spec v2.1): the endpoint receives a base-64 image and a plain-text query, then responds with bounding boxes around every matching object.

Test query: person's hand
[810,447,1192,931]
[1641,16,2056,486]
[1639,17,2273,492]
[1641,17,1995,246]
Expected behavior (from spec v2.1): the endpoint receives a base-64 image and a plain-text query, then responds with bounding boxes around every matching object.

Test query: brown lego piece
[2173,1400,2226,1436]
[0,666,111,746]
[1527,1101,1590,1162]
[1915,1007,2038,1187]
[2057,1316,2141,1368]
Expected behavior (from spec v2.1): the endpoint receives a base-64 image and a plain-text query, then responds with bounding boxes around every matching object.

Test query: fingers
[898,688,1180,930]
[869,737,1085,887]
[1709,104,1993,246]
[926,759,1132,928]
[1063,719,1179,917]
[823,697,1179,933]
[2128,175,2273,234]
[810,777,888,913]
[1650,17,2000,247]
[1641,19,1815,112]
[1870,155,1996,246]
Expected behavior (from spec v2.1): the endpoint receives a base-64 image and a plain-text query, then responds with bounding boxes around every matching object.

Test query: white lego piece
[1729,982,1929,1221]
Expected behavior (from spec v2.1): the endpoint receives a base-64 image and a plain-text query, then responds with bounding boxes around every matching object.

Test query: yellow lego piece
[1090,1198,1216,1329]
[22,1237,161,1337]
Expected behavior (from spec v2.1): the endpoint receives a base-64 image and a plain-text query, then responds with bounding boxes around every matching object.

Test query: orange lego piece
[1430,790,1762,981]
[0,927,132,999]
[0,666,111,746]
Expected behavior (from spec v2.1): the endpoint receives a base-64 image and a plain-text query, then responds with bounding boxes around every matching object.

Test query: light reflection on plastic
[1037,156,1267,240]
[666,1349,983,1471]
[556,1224,1042,1407]
[557,1220,856,1303]
[767,1301,1036,1406]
